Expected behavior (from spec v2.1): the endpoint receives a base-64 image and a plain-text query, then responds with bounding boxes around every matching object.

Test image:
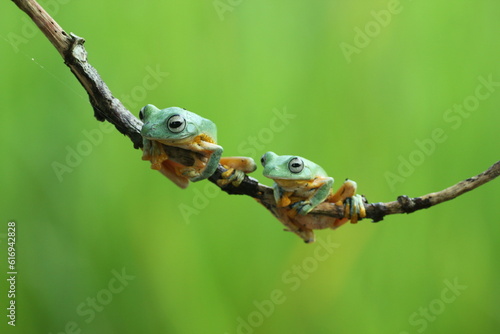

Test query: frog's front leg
[292,177,333,215]
[272,183,294,207]
[142,139,191,188]
[307,177,334,211]
[328,179,366,226]
[187,141,223,182]
[142,139,169,170]
[217,157,257,187]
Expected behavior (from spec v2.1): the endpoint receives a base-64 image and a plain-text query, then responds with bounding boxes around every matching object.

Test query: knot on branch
[397,195,432,214]
[66,33,86,63]
[368,202,388,222]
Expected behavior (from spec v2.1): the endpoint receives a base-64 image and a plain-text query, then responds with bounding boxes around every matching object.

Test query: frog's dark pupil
[170,121,183,128]
[292,163,300,168]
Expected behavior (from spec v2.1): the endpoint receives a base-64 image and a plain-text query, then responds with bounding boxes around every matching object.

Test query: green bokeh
[1,1,499,333]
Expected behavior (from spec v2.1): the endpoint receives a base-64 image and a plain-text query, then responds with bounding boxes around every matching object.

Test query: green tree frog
[261,151,366,243]
[140,104,256,188]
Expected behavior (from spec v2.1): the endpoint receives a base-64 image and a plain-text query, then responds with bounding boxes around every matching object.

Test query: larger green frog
[140,104,255,188]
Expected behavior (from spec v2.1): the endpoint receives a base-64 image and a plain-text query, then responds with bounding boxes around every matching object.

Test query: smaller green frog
[140,104,256,188]
[261,151,366,242]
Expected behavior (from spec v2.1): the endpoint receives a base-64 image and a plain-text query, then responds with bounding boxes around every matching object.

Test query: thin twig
[10,0,500,233]
[311,160,500,222]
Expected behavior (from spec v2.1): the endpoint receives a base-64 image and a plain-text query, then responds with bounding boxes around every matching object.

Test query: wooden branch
[311,160,500,222]
[11,0,500,236]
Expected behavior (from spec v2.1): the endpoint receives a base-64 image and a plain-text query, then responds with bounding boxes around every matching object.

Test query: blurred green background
[1,0,499,333]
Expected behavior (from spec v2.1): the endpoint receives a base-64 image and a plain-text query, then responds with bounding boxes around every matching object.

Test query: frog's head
[260,151,327,180]
[139,104,217,144]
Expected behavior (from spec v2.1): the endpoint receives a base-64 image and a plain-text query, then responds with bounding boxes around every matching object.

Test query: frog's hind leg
[217,157,257,187]
[220,157,257,173]
[328,179,357,203]
[159,160,190,189]
[327,179,366,226]
[332,217,349,229]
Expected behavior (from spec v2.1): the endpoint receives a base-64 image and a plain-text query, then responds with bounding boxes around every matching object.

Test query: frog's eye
[288,157,304,174]
[260,154,266,166]
[167,114,186,133]
[139,106,146,121]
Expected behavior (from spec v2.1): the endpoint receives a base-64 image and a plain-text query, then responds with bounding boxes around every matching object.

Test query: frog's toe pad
[291,201,313,216]
[182,168,198,179]
[344,194,367,224]
[216,168,246,187]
